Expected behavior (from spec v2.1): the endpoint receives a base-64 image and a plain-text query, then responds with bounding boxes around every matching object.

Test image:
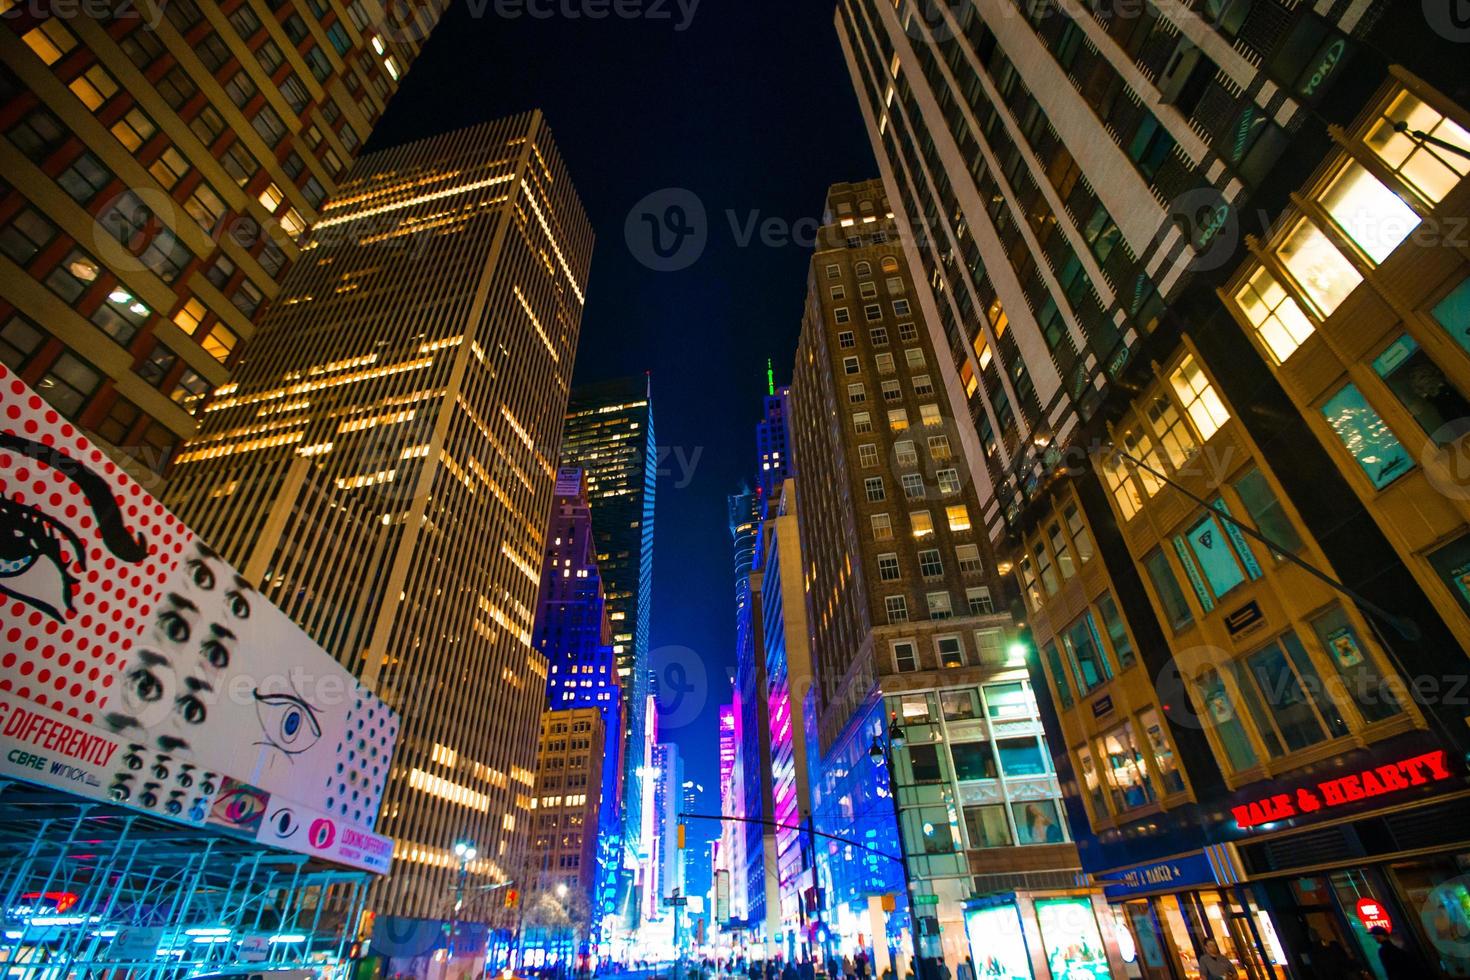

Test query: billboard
[0,363,397,873]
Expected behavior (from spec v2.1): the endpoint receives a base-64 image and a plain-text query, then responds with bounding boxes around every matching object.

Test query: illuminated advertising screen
[1035,898,1110,980]
[964,903,1033,980]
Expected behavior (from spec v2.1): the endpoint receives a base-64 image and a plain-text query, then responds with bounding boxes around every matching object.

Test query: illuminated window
[259,183,286,212]
[936,468,961,495]
[910,510,934,538]
[888,408,909,431]
[68,64,118,111]
[148,147,190,189]
[936,636,964,668]
[201,323,238,363]
[895,439,918,466]
[110,107,156,152]
[1138,709,1185,794]
[1119,427,1164,496]
[22,18,76,64]
[947,504,971,532]
[1319,162,1418,263]
[1364,90,1470,204]
[1101,452,1143,521]
[1169,355,1230,441]
[1234,266,1315,363]
[1098,721,1155,812]
[174,298,207,334]
[1018,555,1042,611]
[1320,382,1412,489]
[1276,217,1362,316]
[919,403,942,426]
[871,513,893,540]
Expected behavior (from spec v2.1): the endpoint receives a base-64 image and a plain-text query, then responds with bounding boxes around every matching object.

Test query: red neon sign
[1355,898,1392,933]
[1231,749,1453,830]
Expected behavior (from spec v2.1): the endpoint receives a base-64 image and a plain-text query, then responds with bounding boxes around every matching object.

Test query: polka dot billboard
[1,363,397,873]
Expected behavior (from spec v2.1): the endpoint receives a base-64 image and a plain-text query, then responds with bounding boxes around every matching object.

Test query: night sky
[369,0,877,895]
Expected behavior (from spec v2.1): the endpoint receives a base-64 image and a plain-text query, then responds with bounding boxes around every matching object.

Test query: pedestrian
[1370,926,1428,980]
[1197,940,1237,980]
[843,956,855,980]
[937,961,952,980]
[855,951,868,980]
[881,966,894,980]
[800,957,815,980]
[783,961,799,980]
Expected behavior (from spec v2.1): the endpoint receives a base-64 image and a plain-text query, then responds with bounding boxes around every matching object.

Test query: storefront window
[1012,799,1064,844]
[1194,668,1260,772]
[1138,709,1185,794]
[1308,605,1402,723]
[964,902,1031,979]
[1319,161,1419,263]
[1390,857,1470,977]
[1063,611,1113,693]
[996,737,1049,776]
[951,741,998,781]
[1100,721,1157,812]
[940,688,980,721]
[1276,216,1363,316]
[1364,90,1470,205]
[1123,902,1172,980]
[1321,383,1413,489]
[1372,334,1470,444]
[963,805,1013,849]
[1142,549,1194,632]
[1155,896,1201,980]
[1035,898,1111,980]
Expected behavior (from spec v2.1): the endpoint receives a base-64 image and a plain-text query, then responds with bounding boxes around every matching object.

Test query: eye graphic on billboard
[1,364,397,873]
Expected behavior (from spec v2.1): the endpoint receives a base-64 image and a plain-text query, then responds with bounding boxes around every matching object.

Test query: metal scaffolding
[0,780,372,978]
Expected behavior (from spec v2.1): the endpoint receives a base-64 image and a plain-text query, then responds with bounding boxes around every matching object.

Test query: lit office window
[1170,355,1231,441]
[1234,267,1316,364]
[1364,91,1470,204]
[1319,162,1418,263]
[1276,217,1362,316]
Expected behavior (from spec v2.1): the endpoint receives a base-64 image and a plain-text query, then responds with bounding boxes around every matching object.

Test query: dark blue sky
[370,0,877,897]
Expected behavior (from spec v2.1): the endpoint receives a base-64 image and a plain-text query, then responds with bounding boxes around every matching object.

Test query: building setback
[839,2,1470,977]
[0,0,442,475]
[163,112,593,920]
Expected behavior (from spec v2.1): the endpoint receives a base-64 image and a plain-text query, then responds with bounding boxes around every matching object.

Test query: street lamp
[448,839,477,962]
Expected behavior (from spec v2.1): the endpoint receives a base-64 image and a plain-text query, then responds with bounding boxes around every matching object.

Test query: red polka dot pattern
[0,362,193,724]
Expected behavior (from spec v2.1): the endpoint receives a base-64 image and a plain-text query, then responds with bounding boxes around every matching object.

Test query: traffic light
[677,823,686,849]
[505,887,520,909]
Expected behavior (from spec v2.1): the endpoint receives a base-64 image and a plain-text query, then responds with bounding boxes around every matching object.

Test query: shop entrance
[1113,890,1288,980]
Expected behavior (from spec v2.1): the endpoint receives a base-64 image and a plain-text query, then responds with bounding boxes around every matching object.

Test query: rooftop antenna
[766,357,775,397]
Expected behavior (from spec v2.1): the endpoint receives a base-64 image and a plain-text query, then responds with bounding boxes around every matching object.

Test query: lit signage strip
[1232,749,1454,830]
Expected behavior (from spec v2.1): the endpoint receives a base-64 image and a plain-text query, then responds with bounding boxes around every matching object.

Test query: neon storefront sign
[1231,749,1453,830]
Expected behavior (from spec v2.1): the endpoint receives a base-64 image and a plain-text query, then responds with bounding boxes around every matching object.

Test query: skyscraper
[0,0,443,472]
[533,466,624,923]
[559,374,657,901]
[791,180,1078,971]
[755,372,792,504]
[839,3,1470,973]
[163,112,594,919]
